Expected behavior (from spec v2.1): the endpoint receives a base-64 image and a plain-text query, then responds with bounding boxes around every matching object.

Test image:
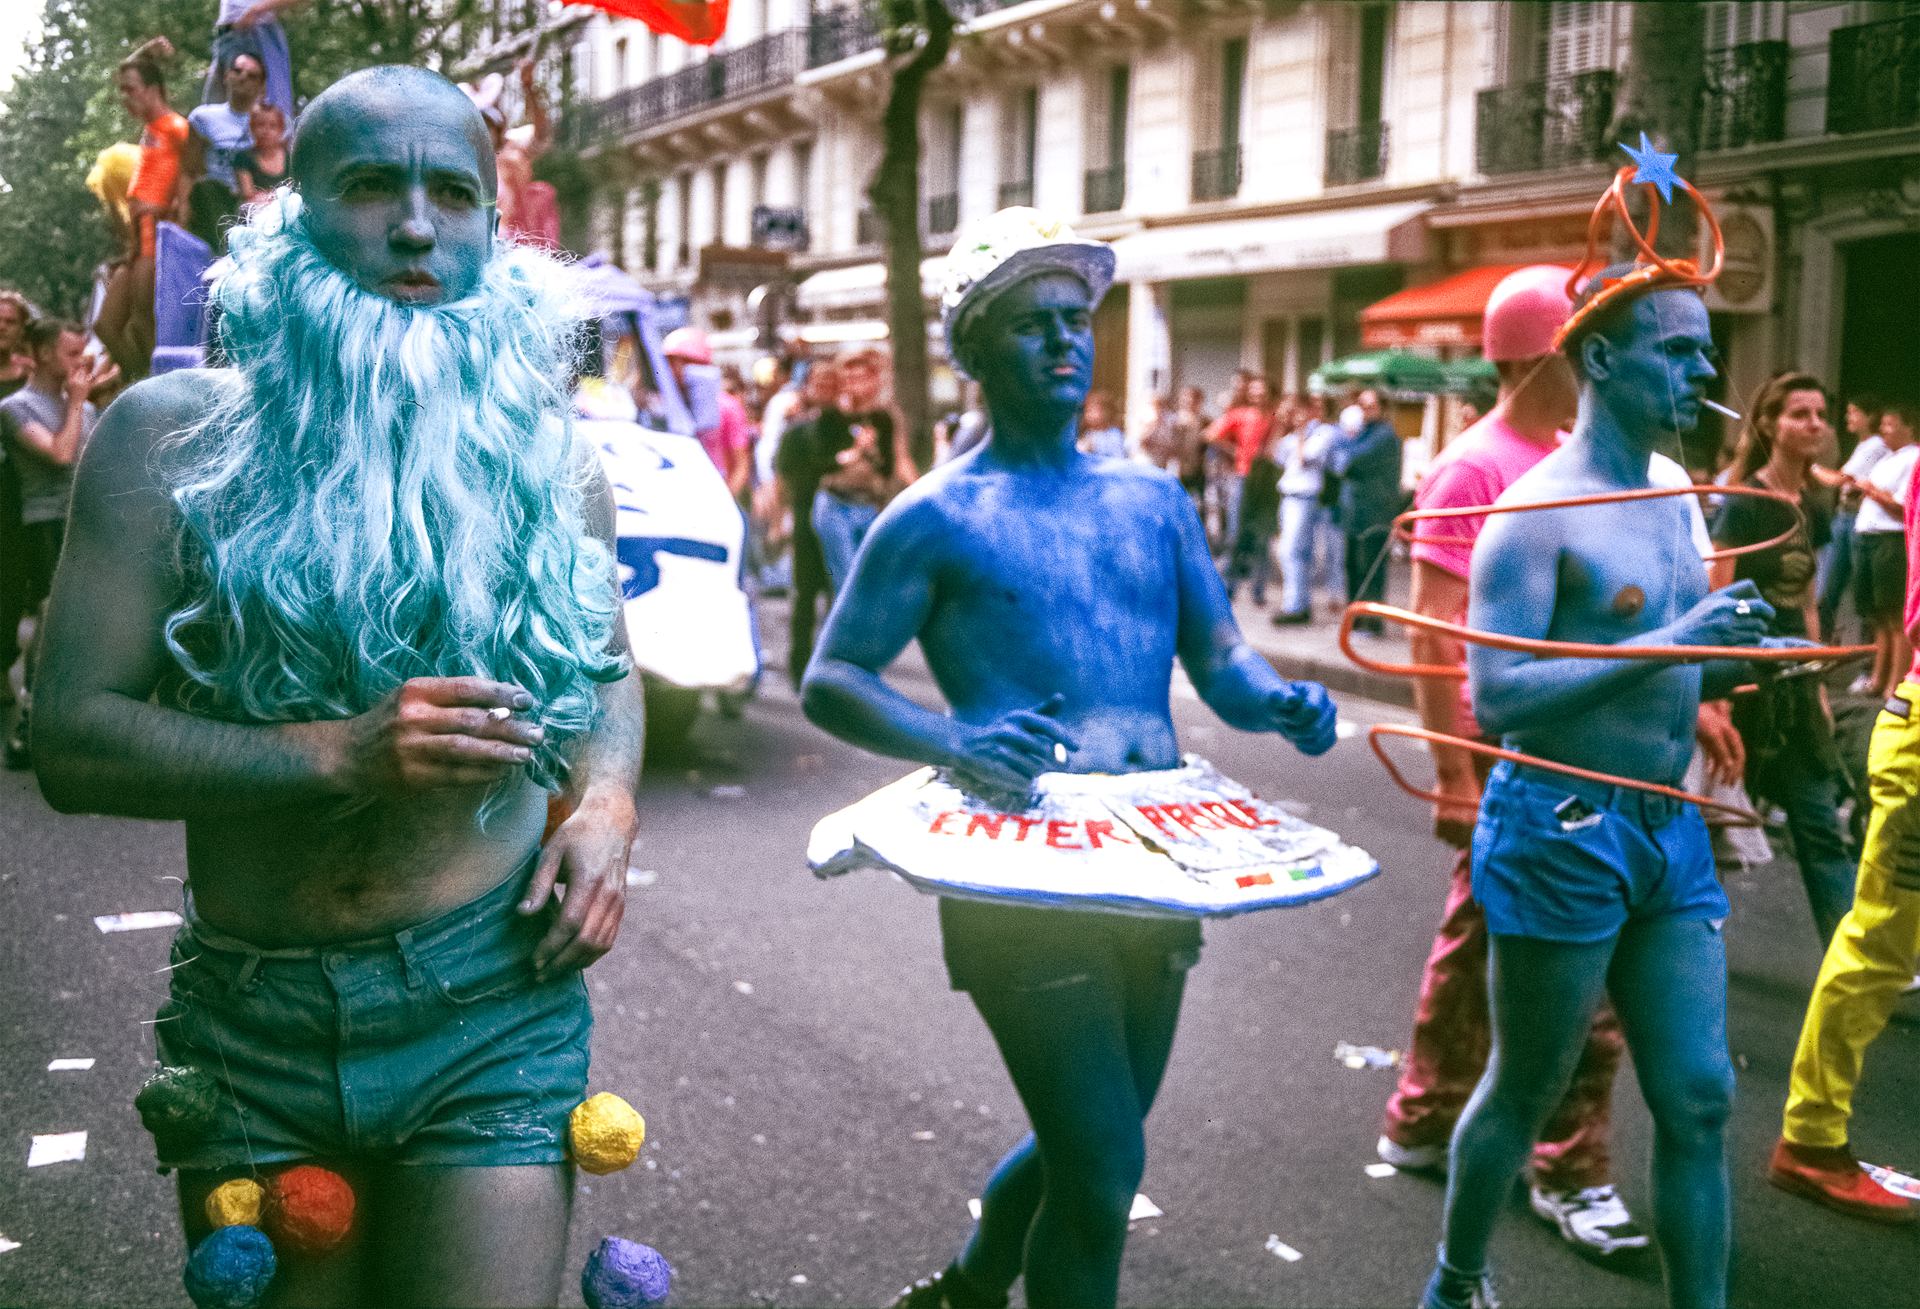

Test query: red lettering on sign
[966,814,1007,839]
[1168,803,1221,832]
[1011,815,1045,842]
[1230,798,1280,828]
[1083,819,1132,849]
[928,811,960,835]
[1136,805,1184,841]
[1045,820,1082,850]
[1203,801,1255,830]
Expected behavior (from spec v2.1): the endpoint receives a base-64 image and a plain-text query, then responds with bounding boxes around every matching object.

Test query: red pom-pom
[265,1165,355,1256]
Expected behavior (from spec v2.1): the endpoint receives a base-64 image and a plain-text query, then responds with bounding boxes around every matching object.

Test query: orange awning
[1359,263,1565,350]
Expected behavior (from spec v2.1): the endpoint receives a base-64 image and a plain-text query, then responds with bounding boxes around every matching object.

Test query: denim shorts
[152,854,590,1171]
[1471,761,1729,944]
[939,896,1203,994]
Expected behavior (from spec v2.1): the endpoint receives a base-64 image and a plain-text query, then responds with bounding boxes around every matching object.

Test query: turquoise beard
[159,192,623,795]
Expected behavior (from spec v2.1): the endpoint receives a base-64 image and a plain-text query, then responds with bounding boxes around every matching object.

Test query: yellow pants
[1782,681,1920,1148]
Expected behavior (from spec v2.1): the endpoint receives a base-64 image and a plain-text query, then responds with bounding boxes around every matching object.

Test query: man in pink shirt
[663,327,753,498]
[1376,266,1650,1260]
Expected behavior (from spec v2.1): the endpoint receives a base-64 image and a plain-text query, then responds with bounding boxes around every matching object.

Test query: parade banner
[809,759,1378,919]
[568,0,730,45]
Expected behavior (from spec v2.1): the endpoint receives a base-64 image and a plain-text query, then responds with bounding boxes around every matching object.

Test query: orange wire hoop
[1551,164,1727,352]
[1367,724,1763,826]
[1392,483,1806,564]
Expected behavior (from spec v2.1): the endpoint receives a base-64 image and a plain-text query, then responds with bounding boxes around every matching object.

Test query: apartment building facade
[552,0,1920,444]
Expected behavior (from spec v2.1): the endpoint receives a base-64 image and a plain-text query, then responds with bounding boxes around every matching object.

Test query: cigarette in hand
[488,706,513,722]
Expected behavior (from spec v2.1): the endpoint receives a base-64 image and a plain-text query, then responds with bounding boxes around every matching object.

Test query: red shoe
[1768,1139,1918,1224]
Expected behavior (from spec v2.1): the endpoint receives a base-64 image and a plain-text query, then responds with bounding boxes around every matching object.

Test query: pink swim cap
[1482,265,1575,362]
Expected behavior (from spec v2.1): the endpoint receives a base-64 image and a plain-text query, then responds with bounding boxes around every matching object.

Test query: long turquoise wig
[159,191,624,794]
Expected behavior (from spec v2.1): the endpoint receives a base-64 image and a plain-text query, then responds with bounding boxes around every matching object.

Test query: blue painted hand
[1268,682,1338,756]
[946,692,1082,805]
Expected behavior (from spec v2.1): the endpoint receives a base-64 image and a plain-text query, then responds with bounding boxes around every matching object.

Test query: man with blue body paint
[1421,268,1795,1309]
[800,208,1339,1309]
[32,67,642,1307]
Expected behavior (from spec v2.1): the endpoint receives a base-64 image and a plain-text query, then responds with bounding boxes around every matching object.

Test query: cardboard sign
[809,758,1378,919]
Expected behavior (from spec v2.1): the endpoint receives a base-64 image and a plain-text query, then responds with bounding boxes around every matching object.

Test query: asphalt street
[3,599,1918,1308]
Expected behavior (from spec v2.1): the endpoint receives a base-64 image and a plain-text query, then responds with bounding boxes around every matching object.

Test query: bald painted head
[292,66,498,305]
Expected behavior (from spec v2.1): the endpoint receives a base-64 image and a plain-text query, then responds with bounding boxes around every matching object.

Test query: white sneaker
[1529,1184,1651,1257]
[1378,1134,1448,1173]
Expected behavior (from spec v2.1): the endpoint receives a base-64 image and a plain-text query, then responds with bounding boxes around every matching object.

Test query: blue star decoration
[1621,131,1681,204]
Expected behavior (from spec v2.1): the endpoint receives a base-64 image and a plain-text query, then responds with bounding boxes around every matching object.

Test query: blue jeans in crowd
[1278,495,1327,618]
[813,490,879,593]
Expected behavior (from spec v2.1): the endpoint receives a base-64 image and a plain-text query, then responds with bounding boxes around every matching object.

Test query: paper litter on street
[1334,1041,1401,1070]
[1364,1162,1399,1179]
[626,868,659,887]
[968,1193,1161,1222]
[46,1058,95,1072]
[1264,1234,1303,1262]
[0,1235,20,1255]
[93,911,183,933]
[27,1132,87,1167]
[1863,1162,1920,1201]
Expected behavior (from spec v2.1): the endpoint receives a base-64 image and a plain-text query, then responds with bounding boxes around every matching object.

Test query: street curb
[1247,637,1415,710]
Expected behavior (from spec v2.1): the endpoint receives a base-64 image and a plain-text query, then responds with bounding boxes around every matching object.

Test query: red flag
[566,0,730,46]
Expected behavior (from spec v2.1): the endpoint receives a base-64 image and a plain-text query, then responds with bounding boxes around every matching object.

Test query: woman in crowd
[1711,374,1856,946]
[1272,393,1339,625]
[811,350,913,592]
[1207,374,1275,556]
[1172,385,1211,518]
[233,101,290,206]
[95,37,188,379]
[1077,390,1126,460]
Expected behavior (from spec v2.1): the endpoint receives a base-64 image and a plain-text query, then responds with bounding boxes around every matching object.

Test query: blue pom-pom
[184,1224,277,1309]
[582,1236,673,1309]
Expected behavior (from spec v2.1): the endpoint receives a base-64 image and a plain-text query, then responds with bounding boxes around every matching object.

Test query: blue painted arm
[1466,511,1777,737]
[1168,483,1338,754]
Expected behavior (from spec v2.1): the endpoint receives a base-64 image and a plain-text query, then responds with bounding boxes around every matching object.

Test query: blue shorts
[152,855,590,1171]
[1470,761,1730,944]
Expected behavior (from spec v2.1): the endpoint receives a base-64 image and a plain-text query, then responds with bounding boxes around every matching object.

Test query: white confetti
[733,980,754,995]
[1264,1234,1302,1262]
[0,1235,19,1255]
[789,1274,808,1286]
[1127,1194,1163,1221]
[28,1132,87,1167]
[707,784,748,801]
[93,911,182,934]
[625,868,659,887]
[47,1058,95,1072]
[910,1130,936,1142]
[1364,1162,1398,1179]
[1334,720,1358,740]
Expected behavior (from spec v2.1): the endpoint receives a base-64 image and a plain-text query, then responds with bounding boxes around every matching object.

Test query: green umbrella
[1310,350,1451,395]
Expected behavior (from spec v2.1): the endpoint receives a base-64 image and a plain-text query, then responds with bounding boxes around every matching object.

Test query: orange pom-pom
[265,1165,355,1256]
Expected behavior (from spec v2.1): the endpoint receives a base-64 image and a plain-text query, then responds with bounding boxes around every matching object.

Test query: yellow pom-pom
[204,1177,266,1229]
[570,1092,646,1175]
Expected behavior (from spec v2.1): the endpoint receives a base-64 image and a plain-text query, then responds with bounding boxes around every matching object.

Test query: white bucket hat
[941,207,1115,370]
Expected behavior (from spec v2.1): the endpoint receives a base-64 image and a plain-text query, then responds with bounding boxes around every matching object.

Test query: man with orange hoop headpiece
[1420,144,1795,1309]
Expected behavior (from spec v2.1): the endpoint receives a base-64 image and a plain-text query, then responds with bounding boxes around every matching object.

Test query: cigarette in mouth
[1702,399,1742,421]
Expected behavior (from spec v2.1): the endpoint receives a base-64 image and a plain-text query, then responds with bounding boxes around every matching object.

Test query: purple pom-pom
[183,1224,277,1309]
[582,1236,673,1309]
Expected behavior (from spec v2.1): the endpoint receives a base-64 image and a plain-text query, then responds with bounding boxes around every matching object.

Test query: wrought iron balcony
[1828,15,1920,135]
[1083,164,1125,214]
[808,5,881,68]
[1325,121,1389,186]
[1474,70,1616,175]
[998,179,1035,208]
[1191,145,1242,202]
[564,29,806,147]
[926,191,959,235]
[1697,40,1787,151]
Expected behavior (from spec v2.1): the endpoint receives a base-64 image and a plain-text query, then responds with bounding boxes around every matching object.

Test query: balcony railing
[998,179,1035,208]
[1697,40,1788,151]
[926,191,959,235]
[1325,121,1389,186]
[808,5,880,68]
[1083,164,1125,214]
[565,29,806,146]
[1475,70,1616,175]
[1191,145,1242,202]
[1828,15,1920,135]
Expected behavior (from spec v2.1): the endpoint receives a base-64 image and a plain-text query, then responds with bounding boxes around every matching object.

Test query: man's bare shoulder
[83,368,239,486]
